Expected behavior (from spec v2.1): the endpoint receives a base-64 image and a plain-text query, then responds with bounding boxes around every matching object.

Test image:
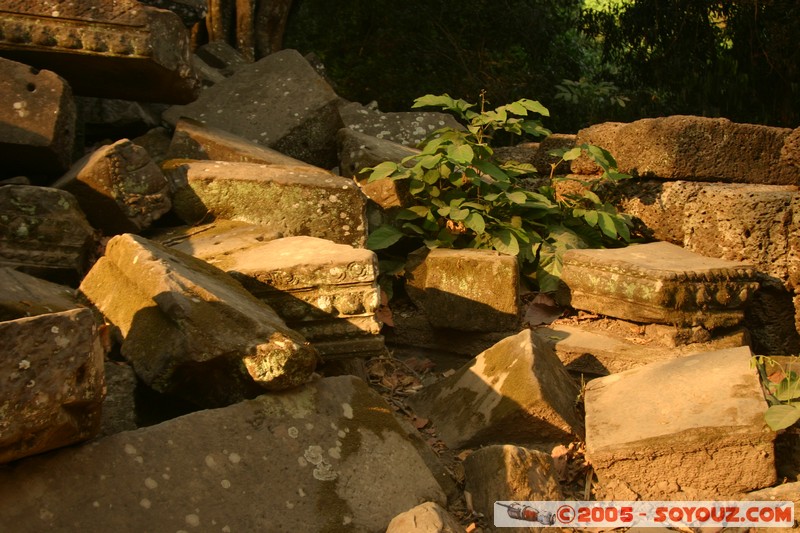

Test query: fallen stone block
[79,233,318,407]
[0,376,446,532]
[0,185,96,281]
[0,2,199,103]
[166,117,313,167]
[131,127,173,166]
[98,361,138,438]
[0,57,76,177]
[0,267,79,321]
[408,329,583,449]
[0,307,105,464]
[560,241,760,329]
[166,160,367,247]
[386,502,464,533]
[163,49,342,167]
[138,0,208,27]
[194,40,248,77]
[571,116,799,185]
[54,139,172,235]
[585,345,776,499]
[406,247,520,332]
[463,445,562,532]
[494,134,577,176]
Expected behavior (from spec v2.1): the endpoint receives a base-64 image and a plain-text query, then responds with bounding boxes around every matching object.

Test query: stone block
[98,361,138,438]
[137,0,208,27]
[386,502,464,533]
[0,267,79,321]
[560,242,760,329]
[0,185,96,281]
[463,445,562,532]
[571,116,799,185]
[194,41,248,77]
[0,307,105,464]
[166,117,312,167]
[79,233,318,407]
[338,101,463,148]
[408,329,583,449]
[54,139,172,235]
[163,49,342,167]
[494,134,577,176]
[406,248,520,332]
[0,2,199,103]
[166,160,367,247]
[0,57,76,177]
[131,127,173,165]
[585,345,776,499]
[0,376,446,532]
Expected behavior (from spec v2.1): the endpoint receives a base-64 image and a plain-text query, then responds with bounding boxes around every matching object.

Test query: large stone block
[406,248,520,332]
[408,329,583,449]
[560,242,760,329]
[0,376,446,532]
[54,139,172,235]
[0,307,105,464]
[494,134,577,176]
[0,267,79,321]
[338,101,463,148]
[79,233,318,407]
[167,160,367,247]
[571,116,799,185]
[0,185,96,280]
[163,49,342,167]
[585,346,776,499]
[0,57,76,177]
[386,502,463,533]
[0,1,199,103]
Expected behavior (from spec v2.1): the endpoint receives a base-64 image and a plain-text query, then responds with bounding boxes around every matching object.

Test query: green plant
[752,356,800,431]
[363,93,634,293]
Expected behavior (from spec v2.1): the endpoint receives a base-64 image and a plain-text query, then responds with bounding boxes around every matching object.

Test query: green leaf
[446,144,474,164]
[583,210,599,226]
[506,191,527,204]
[582,190,602,205]
[597,211,618,238]
[420,154,443,169]
[464,212,486,234]
[518,98,550,117]
[449,207,470,221]
[561,147,583,161]
[492,229,520,256]
[776,377,800,402]
[366,225,404,250]
[367,161,399,182]
[764,404,800,431]
[472,159,511,182]
[401,222,424,235]
[613,215,632,241]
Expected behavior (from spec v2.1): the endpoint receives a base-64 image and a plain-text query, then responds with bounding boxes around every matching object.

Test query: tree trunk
[255,0,294,58]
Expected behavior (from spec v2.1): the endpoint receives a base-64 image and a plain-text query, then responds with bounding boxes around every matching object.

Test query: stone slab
[386,502,464,533]
[163,49,342,167]
[1,307,105,464]
[0,2,199,103]
[98,361,138,438]
[585,345,776,499]
[406,247,520,332]
[166,160,367,247]
[408,329,582,449]
[79,233,318,408]
[560,241,760,329]
[571,116,799,185]
[0,376,446,532]
[54,138,171,235]
[0,57,76,177]
[0,267,79,321]
[0,185,96,281]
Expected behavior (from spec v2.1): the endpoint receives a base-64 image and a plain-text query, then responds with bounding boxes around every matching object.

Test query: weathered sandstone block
[585,346,776,499]
[54,139,171,234]
[0,376,446,532]
[408,329,582,449]
[0,307,105,464]
[79,233,318,407]
[338,101,462,148]
[0,267,79,321]
[0,57,76,177]
[560,242,760,329]
[166,160,367,247]
[406,247,520,332]
[386,502,464,533]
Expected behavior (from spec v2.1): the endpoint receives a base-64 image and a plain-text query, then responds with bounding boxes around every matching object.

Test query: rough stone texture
[98,361,138,438]
[54,139,172,235]
[616,180,704,245]
[536,321,749,376]
[463,445,562,533]
[406,248,520,332]
[0,1,199,103]
[386,502,464,533]
[585,346,776,500]
[0,267,79,321]
[194,40,248,77]
[560,242,760,329]
[137,0,207,27]
[166,160,367,247]
[338,100,463,148]
[408,329,583,449]
[163,49,342,168]
[494,134,577,176]
[0,307,105,464]
[160,222,384,359]
[0,376,446,532]
[780,126,800,171]
[166,117,313,167]
[75,95,166,140]
[0,57,76,177]
[337,127,416,209]
[78,233,318,408]
[743,482,800,523]
[745,281,800,355]
[131,127,173,165]
[0,185,96,281]
[571,116,799,185]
